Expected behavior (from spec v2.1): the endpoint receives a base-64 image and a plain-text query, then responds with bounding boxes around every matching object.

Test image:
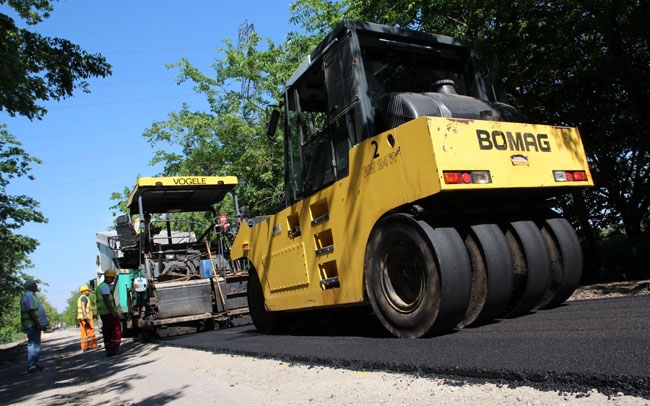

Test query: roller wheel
[364,214,471,338]
[503,220,551,317]
[537,217,583,308]
[247,269,284,334]
[460,223,514,327]
[422,222,472,333]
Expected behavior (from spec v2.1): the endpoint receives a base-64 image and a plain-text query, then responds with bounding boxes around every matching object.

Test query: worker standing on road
[96,270,121,357]
[77,285,98,351]
[20,280,49,374]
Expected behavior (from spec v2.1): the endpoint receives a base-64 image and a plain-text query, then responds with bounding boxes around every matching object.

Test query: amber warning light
[443,170,492,185]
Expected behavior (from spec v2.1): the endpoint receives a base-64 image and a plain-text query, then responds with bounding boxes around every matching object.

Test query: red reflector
[444,172,462,184]
[566,172,573,181]
[461,172,472,184]
[572,171,587,181]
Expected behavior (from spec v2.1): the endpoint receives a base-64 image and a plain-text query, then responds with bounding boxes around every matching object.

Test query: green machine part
[114,270,139,315]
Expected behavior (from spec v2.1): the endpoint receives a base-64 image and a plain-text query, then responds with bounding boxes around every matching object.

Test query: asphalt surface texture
[160,295,650,399]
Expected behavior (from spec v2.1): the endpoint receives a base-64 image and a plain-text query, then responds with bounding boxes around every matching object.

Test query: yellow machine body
[231,116,592,312]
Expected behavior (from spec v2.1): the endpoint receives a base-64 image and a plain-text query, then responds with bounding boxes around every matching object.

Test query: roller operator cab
[231,20,593,338]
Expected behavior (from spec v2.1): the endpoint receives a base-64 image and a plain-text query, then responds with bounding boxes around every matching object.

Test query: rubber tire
[537,217,583,308]
[503,220,551,317]
[422,222,472,334]
[459,230,487,328]
[364,214,471,338]
[247,269,283,334]
[460,223,514,327]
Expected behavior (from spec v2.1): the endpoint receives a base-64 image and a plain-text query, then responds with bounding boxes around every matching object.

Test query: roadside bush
[587,232,650,283]
[0,327,24,345]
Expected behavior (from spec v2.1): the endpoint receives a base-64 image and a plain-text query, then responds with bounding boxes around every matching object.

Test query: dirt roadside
[1,282,648,406]
[568,279,650,301]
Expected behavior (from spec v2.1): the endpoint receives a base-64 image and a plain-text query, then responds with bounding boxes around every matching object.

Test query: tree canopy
[0,0,112,333]
[0,125,46,327]
[0,0,112,119]
[0,289,59,343]
[141,22,298,215]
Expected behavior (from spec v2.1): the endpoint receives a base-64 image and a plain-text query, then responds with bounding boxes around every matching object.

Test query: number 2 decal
[371,140,380,159]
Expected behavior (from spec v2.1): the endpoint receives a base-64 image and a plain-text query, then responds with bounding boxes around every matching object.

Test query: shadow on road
[0,329,179,405]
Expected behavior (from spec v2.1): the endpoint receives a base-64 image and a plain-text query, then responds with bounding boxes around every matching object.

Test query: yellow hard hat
[79,285,90,292]
[104,269,117,278]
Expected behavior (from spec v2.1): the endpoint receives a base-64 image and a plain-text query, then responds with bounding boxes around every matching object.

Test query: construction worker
[77,285,98,351]
[20,280,48,374]
[95,270,121,357]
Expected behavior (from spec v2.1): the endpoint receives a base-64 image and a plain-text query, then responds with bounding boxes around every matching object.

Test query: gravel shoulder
[568,280,650,301]
[1,281,648,406]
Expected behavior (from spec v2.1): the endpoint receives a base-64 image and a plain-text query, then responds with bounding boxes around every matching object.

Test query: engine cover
[379,92,526,131]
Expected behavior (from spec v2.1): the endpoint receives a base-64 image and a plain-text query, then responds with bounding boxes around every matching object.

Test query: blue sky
[2,0,294,312]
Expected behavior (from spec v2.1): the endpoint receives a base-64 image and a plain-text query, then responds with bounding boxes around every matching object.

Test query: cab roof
[126,176,238,215]
[285,19,475,88]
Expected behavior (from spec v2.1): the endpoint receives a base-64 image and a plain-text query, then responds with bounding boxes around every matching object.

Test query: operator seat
[116,215,138,249]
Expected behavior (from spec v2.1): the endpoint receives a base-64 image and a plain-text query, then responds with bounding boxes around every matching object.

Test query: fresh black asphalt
[160,295,650,399]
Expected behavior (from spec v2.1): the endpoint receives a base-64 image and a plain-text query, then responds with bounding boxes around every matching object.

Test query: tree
[60,288,95,328]
[0,125,46,328]
[109,19,323,220]
[109,185,134,217]
[0,289,59,344]
[289,0,352,36]
[0,0,112,332]
[142,22,294,216]
[0,0,112,119]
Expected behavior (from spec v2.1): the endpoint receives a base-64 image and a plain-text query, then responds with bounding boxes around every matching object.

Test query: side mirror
[266,109,281,140]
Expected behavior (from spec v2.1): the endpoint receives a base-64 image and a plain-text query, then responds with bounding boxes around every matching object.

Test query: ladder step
[316,245,334,256]
[320,276,340,289]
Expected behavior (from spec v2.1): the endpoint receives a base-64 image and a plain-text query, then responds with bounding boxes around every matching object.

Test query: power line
[19,126,145,140]
[41,149,151,165]
[90,77,177,87]
[9,172,146,192]
[48,93,198,110]
[103,45,216,56]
